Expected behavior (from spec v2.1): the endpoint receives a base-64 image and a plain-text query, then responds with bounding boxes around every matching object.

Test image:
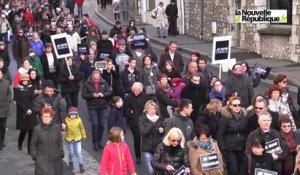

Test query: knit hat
[158,73,168,81]
[20,74,30,81]
[68,107,78,115]
[171,78,182,86]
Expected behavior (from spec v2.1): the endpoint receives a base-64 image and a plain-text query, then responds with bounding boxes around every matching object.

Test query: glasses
[255,107,264,110]
[171,139,180,143]
[281,125,291,128]
[214,84,222,86]
[231,104,241,107]
[18,32,23,33]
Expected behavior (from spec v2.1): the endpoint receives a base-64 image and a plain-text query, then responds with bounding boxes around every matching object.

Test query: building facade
[131,0,298,62]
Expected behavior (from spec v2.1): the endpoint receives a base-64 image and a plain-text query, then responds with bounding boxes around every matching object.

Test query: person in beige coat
[152,2,168,38]
[188,124,224,175]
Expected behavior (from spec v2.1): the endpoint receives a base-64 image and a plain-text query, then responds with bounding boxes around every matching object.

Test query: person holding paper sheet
[188,123,224,175]
[241,137,277,175]
[246,111,288,175]
[151,127,190,175]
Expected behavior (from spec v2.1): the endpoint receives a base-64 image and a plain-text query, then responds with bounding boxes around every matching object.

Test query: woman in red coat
[23,7,34,27]
[76,0,84,17]
[100,127,137,175]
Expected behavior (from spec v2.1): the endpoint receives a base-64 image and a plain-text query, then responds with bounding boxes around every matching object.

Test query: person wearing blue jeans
[152,2,168,38]
[82,70,112,151]
[64,107,86,172]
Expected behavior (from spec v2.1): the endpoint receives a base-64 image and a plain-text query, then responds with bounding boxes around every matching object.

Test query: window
[269,0,292,24]
[146,0,155,11]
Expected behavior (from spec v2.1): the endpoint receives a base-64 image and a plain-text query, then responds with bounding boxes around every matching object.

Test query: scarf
[281,131,297,153]
[158,81,171,94]
[195,137,212,150]
[146,114,159,121]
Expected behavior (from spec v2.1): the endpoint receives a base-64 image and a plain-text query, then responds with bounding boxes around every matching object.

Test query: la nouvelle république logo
[235,9,287,23]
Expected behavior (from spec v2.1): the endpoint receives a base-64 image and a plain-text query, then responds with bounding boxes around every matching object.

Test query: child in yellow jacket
[65,107,86,173]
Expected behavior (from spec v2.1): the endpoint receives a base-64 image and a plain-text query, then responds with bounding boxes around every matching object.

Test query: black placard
[131,33,147,49]
[199,152,220,171]
[215,40,229,61]
[254,168,277,175]
[77,44,90,55]
[265,138,282,154]
[172,165,185,175]
[54,38,70,55]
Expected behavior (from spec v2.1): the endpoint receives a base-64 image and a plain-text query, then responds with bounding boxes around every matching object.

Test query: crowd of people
[1,0,300,175]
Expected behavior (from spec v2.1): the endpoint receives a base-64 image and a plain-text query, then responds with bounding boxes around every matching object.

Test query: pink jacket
[170,82,186,100]
[100,142,136,175]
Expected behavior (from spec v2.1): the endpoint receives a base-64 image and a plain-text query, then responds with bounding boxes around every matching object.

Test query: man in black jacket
[181,73,209,122]
[165,0,178,36]
[123,82,150,163]
[82,70,112,150]
[246,112,287,174]
[247,96,280,133]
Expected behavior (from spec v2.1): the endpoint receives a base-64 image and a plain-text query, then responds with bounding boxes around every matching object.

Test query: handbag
[145,85,156,94]
[151,8,158,19]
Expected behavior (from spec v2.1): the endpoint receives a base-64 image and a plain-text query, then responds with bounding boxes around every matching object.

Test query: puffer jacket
[151,143,190,175]
[100,142,136,175]
[217,106,248,152]
[30,39,45,57]
[139,114,165,153]
[81,77,112,110]
[64,116,86,142]
[188,138,224,175]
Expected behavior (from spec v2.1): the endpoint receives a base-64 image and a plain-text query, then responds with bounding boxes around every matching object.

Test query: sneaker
[18,145,22,151]
[79,164,85,173]
[163,36,167,38]
[93,143,99,151]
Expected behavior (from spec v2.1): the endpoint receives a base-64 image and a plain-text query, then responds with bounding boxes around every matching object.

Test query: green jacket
[27,56,44,77]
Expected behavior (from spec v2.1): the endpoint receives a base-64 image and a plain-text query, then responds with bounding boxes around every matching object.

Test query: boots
[79,164,85,173]
[68,162,74,170]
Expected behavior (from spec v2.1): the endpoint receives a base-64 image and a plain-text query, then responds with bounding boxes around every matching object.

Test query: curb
[94,9,299,89]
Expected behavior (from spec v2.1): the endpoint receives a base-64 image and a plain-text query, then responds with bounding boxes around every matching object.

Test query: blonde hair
[207,99,222,113]
[163,127,185,148]
[143,100,159,113]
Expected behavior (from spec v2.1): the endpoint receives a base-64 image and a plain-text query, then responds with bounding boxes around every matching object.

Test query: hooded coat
[30,122,64,175]
[217,106,248,152]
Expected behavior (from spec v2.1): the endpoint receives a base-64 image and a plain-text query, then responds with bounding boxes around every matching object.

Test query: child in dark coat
[108,96,127,133]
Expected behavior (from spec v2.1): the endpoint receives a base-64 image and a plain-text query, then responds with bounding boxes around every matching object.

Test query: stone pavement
[93,1,300,88]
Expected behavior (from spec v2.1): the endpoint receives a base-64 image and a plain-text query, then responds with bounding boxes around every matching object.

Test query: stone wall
[260,35,291,60]
[291,0,300,62]
[239,0,257,52]
[187,0,230,41]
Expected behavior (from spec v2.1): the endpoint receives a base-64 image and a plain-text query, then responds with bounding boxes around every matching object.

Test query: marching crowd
[1,0,300,175]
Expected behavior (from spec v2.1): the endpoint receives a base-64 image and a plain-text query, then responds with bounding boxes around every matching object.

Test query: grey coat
[30,123,64,175]
[0,79,11,118]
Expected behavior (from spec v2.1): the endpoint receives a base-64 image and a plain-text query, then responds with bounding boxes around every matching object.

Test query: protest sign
[199,153,221,171]
[51,33,73,59]
[254,168,277,175]
[95,61,107,70]
[212,36,232,65]
[77,44,90,55]
[131,33,147,49]
[172,165,185,175]
[265,138,282,154]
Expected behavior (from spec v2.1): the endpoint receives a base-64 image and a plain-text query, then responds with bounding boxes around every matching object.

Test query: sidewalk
[94,2,300,88]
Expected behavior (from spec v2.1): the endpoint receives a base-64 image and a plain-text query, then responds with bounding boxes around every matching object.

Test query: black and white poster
[95,61,107,70]
[77,44,90,55]
[212,36,232,65]
[172,165,185,175]
[265,138,282,154]
[253,63,272,79]
[96,51,111,61]
[51,33,73,59]
[254,168,277,175]
[131,33,147,49]
[199,152,221,171]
